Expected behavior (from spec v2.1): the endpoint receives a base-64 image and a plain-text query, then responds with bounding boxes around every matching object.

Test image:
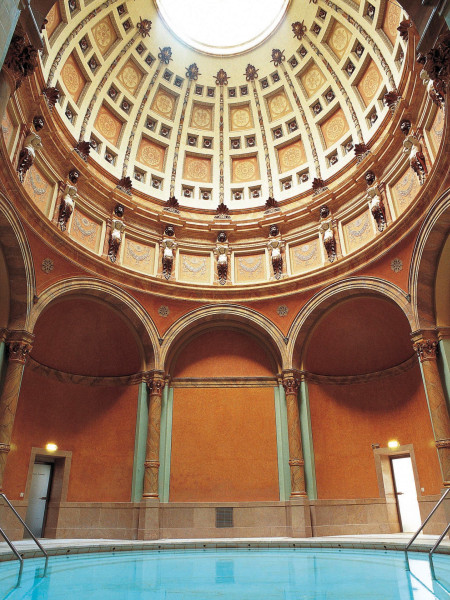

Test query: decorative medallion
[137,138,166,171]
[41,258,54,273]
[232,157,259,183]
[391,258,403,273]
[117,61,143,96]
[61,53,86,102]
[320,108,349,148]
[267,91,292,121]
[278,140,306,172]
[94,105,123,145]
[92,16,117,56]
[183,155,212,182]
[230,105,253,130]
[357,61,383,107]
[277,305,289,316]
[300,64,326,98]
[327,20,351,60]
[190,103,213,130]
[151,88,177,120]
[158,305,169,317]
[382,1,402,46]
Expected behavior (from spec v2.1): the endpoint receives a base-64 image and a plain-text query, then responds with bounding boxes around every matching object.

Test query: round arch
[29,277,160,370]
[0,193,35,331]
[160,304,287,373]
[287,277,412,370]
[408,189,450,331]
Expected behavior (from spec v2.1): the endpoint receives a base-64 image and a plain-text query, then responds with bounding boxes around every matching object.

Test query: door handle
[39,496,47,500]
[395,492,404,495]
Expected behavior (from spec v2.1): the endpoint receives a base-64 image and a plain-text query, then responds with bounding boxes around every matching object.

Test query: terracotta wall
[170,387,279,502]
[308,365,442,499]
[3,369,138,502]
[170,329,279,502]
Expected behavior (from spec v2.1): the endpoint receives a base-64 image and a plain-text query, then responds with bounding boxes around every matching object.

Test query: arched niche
[304,296,414,376]
[4,294,149,504]
[435,234,450,328]
[0,194,34,331]
[161,304,286,373]
[29,277,159,370]
[31,296,144,376]
[299,294,442,502]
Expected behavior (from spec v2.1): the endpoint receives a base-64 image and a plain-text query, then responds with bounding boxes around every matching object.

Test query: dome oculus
[155,0,289,55]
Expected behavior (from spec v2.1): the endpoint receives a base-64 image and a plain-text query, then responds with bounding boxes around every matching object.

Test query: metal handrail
[0,493,48,575]
[429,521,450,580]
[405,488,449,553]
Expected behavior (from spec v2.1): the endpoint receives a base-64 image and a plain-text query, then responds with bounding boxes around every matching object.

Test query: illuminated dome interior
[155,0,289,55]
[41,0,406,210]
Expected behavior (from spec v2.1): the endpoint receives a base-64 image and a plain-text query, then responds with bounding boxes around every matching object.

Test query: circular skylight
[155,0,289,55]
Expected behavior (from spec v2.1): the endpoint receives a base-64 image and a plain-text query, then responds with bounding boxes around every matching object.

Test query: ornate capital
[6,331,34,364]
[413,339,438,362]
[435,439,450,449]
[0,443,11,454]
[7,341,32,363]
[147,377,165,396]
[283,377,299,395]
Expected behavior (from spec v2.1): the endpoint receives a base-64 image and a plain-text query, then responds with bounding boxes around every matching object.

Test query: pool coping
[1,535,449,562]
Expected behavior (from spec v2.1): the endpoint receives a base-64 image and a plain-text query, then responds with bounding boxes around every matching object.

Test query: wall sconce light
[45,443,58,452]
[388,440,400,449]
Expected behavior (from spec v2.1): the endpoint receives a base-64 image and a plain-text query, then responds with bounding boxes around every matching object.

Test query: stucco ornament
[214,244,229,285]
[403,134,427,185]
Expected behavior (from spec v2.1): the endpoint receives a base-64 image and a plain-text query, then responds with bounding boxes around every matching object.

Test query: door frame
[373,444,422,533]
[24,448,72,537]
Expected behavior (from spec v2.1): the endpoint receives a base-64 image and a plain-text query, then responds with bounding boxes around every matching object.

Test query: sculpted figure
[319,219,336,263]
[268,238,284,279]
[214,244,229,285]
[161,237,177,280]
[108,219,125,262]
[17,132,42,182]
[403,134,427,185]
[58,184,77,231]
[366,185,386,231]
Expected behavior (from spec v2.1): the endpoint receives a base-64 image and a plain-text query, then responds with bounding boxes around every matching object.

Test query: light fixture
[388,440,400,450]
[45,443,58,452]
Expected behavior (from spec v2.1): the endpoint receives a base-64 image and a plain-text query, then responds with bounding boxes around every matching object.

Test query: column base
[287,498,312,537]
[137,498,160,540]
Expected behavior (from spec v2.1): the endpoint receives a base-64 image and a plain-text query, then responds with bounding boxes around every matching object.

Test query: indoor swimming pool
[1,547,449,600]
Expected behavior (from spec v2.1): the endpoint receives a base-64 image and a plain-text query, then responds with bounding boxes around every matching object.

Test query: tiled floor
[0,534,449,561]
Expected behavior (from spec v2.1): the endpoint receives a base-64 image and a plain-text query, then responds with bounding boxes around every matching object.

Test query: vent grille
[215,507,233,528]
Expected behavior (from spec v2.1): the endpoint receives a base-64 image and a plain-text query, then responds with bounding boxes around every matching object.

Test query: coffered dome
[41,0,406,210]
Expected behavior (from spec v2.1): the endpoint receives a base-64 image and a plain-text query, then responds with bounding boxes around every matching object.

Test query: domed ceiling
[41,0,406,210]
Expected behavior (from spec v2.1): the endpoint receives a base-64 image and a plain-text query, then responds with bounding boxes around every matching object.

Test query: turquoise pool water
[1,548,449,600]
